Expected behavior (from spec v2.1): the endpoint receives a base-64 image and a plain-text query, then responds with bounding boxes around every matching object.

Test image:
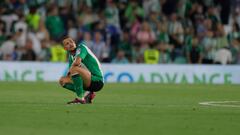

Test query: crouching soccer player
[59,37,104,104]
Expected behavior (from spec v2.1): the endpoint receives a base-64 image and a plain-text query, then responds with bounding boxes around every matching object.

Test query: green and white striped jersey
[68,41,104,82]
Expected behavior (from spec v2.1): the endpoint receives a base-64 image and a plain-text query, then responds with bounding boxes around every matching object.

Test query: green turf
[0,82,240,135]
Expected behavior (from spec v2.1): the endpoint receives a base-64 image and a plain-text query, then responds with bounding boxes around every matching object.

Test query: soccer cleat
[67,98,86,104]
[84,92,96,104]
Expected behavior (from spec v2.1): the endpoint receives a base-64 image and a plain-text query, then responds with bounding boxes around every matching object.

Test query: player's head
[62,37,76,51]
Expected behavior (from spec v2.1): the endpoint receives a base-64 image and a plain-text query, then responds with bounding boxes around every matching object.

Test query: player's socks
[84,91,90,97]
[63,83,75,92]
[71,74,84,98]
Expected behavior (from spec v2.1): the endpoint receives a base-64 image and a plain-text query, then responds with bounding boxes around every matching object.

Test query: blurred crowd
[0,0,240,64]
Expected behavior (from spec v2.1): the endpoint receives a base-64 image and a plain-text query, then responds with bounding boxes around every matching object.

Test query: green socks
[61,74,85,99]
[63,83,75,92]
[71,74,84,98]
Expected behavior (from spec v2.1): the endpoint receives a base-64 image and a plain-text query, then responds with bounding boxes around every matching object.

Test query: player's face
[63,38,76,51]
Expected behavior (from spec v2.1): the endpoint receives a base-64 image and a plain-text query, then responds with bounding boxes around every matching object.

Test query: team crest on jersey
[74,48,81,58]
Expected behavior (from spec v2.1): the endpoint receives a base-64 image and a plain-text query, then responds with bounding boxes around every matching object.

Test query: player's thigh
[59,76,72,86]
[69,66,91,87]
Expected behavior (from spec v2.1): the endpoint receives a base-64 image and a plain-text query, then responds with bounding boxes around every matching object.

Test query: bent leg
[69,66,91,88]
[59,76,75,92]
[69,66,91,98]
[63,83,75,92]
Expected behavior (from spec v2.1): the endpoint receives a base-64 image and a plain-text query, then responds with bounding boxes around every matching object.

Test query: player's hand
[59,77,72,86]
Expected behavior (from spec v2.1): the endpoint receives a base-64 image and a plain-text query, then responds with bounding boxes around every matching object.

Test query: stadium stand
[0,0,240,64]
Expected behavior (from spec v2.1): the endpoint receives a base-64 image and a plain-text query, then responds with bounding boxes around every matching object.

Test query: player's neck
[70,48,77,55]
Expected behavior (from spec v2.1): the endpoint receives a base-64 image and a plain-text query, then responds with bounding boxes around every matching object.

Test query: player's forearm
[73,57,81,66]
[68,57,81,75]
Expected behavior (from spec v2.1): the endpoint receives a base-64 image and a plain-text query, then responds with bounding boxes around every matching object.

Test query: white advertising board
[0,62,240,84]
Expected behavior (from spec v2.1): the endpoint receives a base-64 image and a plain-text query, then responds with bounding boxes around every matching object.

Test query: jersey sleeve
[76,45,87,60]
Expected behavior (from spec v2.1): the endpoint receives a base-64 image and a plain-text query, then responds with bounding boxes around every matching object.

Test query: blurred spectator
[176,0,191,19]
[14,12,27,47]
[28,32,41,56]
[215,23,228,49]
[124,0,144,26]
[83,32,94,50]
[132,43,144,63]
[232,0,240,14]
[168,13,185,63]
[184,27,194,46]
[144,43,159,64]
[168,13,184,44]
[92,31,107,61]
[235,11,240,27]
[143,0,161,17]
[130,16,142,44]
[78,6,99,31]
[197,19,212,39]
[186,37,203,64]
[156,21,169,44]
[26,7,40,31]
[106,24,121,58]
[169,13,184,50]
[230,38,240,64]
[45,6,65,40]
[67,20,78,41]
[37,40,51,61]
[15,28,26,48]
[14,12,27,33]
[214,47,232,64]
[227,22,240,42]
[189,3,205,29]
[105,0,120,29]
[157,43,172,64]
[93,20,107,41]
[201,30,216,64]
[21,38,36,61]
[36,20,50,42]
[136,21,156,47]
[0,20,7,46]
[111,50,129,64]
[50,41,66,62]
[206,6,219,30]
[196,19,207,40]
[0,35,16,60]
[59,6,75,31]
[0,9,19,35]
[148,11,159,34]
[118,1,128,30]
[118,30,132,61]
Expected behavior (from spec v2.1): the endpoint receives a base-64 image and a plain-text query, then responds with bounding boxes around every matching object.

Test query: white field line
[199,101,240,108]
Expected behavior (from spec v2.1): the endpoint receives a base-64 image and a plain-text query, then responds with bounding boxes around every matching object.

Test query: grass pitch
[0,82,240,135]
